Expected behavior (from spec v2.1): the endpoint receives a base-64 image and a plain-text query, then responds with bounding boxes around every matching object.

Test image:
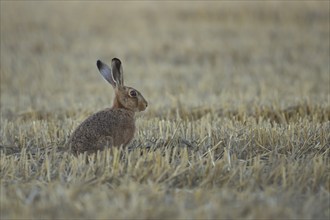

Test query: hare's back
[77,108,134,136]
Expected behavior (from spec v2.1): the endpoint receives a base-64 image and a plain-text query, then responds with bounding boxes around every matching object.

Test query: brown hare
[68,58,148,155]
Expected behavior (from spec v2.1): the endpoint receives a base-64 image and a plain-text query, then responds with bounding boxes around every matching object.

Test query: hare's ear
[111,58,124,86]
[97,60,116,88]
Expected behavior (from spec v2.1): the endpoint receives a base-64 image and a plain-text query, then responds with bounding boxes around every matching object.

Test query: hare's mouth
[138,101,148,111]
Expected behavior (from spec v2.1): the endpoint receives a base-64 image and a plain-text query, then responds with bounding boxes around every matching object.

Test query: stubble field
[1,2,329,219]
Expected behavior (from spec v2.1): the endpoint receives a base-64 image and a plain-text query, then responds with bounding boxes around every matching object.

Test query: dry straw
[1,1,329,219]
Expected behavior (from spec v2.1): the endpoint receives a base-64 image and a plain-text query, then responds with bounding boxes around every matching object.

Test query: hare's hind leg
[70,141,83,156]
[96,136,114,151]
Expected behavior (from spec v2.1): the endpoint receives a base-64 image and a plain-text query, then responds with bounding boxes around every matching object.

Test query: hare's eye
[129,90,137,97]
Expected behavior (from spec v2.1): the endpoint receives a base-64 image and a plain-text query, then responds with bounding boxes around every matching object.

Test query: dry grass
[1,1,329,219]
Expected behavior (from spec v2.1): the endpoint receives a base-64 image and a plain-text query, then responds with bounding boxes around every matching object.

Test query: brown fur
[68,58,147,155]
[69,108,135,155]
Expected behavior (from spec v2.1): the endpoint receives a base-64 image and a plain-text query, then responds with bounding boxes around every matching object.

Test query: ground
[1,2,329,219]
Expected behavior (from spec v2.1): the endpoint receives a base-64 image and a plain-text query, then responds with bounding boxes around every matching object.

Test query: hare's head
[97,58,148,112]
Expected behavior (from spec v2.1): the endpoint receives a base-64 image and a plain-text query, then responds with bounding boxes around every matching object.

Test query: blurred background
[1,1,329,116]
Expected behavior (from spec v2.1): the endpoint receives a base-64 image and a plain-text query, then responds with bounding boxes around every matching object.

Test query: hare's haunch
[68,58,148,155]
